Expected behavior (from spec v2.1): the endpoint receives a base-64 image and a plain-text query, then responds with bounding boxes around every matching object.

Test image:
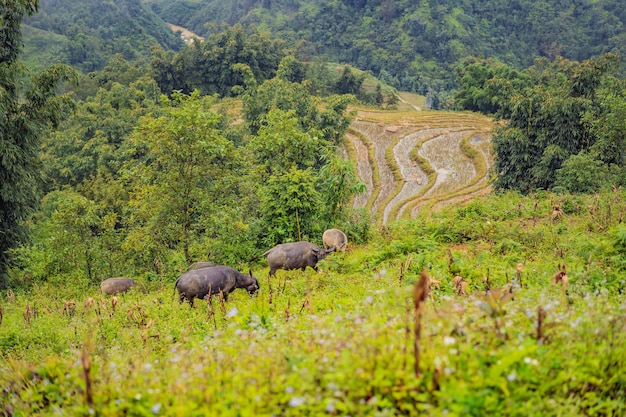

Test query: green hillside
[146,0,626,94]
[23,0,183,72]
[21,0,626,97]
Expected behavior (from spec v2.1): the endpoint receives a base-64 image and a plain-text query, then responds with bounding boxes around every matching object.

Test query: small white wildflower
[507,372,516,382]
[135,394,142,400]
[444,367,455,375]
[285,386,294,394]
[524,357,531,364]
[326,403,336,413]
[289,397,305,407]
[443,336,456,346]
[151,403,161,414]
[143,363,152,371]
[226,307,238,317]
[88,408,95,415]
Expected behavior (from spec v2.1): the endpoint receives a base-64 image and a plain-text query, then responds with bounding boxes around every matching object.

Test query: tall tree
[122,91,237,268]
[0,0,76,287]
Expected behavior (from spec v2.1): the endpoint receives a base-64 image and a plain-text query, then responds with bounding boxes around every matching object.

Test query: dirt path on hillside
[395,93,422,111]
[168,23,204,44]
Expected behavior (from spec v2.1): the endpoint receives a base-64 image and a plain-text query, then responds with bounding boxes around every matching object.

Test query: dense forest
[22,0,183,72]
[22,0,626,104]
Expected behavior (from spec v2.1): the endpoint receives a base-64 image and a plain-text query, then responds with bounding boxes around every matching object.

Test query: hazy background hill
[22,0,626,97]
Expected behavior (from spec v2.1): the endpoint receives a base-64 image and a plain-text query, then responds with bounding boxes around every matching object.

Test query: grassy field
[2,189,625,415]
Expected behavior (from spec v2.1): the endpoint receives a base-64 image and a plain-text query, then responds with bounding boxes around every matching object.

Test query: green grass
[21,25,69,72]
[2,189,626,415]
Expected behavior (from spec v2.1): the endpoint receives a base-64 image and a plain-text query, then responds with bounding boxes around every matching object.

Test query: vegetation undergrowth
[2,188,626,415]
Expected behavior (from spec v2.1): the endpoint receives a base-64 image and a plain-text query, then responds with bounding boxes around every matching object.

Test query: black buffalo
[262,241,335,277]
[175,266,259,306]
[101,277,137,295]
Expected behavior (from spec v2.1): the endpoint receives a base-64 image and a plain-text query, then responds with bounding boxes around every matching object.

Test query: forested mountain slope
[147,0,626,94]
[22,0,183,72]
[22,0,626,99]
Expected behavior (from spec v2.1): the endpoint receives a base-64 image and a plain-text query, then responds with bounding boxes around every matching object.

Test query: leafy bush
[555,152,612,193]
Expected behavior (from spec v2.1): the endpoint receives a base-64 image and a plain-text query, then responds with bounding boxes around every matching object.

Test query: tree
[122,91,237,268]
[248,108,321,176]
[334,65,365,96]
[491,54,624,194]
[1,0,76,288]
[453,57,530,114]
[258,167,322,245]
[40,79,159,191]
[151,24,286,97]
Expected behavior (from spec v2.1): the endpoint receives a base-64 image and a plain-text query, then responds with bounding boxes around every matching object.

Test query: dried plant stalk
[516,263,524,288]
[413,269,429,378]
[81,344,93,408]
[537,306,547,344]
[206,297,217,330]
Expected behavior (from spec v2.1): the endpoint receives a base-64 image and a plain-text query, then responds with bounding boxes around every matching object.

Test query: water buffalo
[262,241,335,277]
[175,266,259,306]
[322,228,348,252]
[101,277,137,295]
[188,261,216,270]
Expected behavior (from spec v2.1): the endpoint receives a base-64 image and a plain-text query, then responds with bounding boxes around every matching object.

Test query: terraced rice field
[346,107,493,225]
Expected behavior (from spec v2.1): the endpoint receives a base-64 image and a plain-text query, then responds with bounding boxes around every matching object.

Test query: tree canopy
[465,54,626,194]
[1,0,77,287]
